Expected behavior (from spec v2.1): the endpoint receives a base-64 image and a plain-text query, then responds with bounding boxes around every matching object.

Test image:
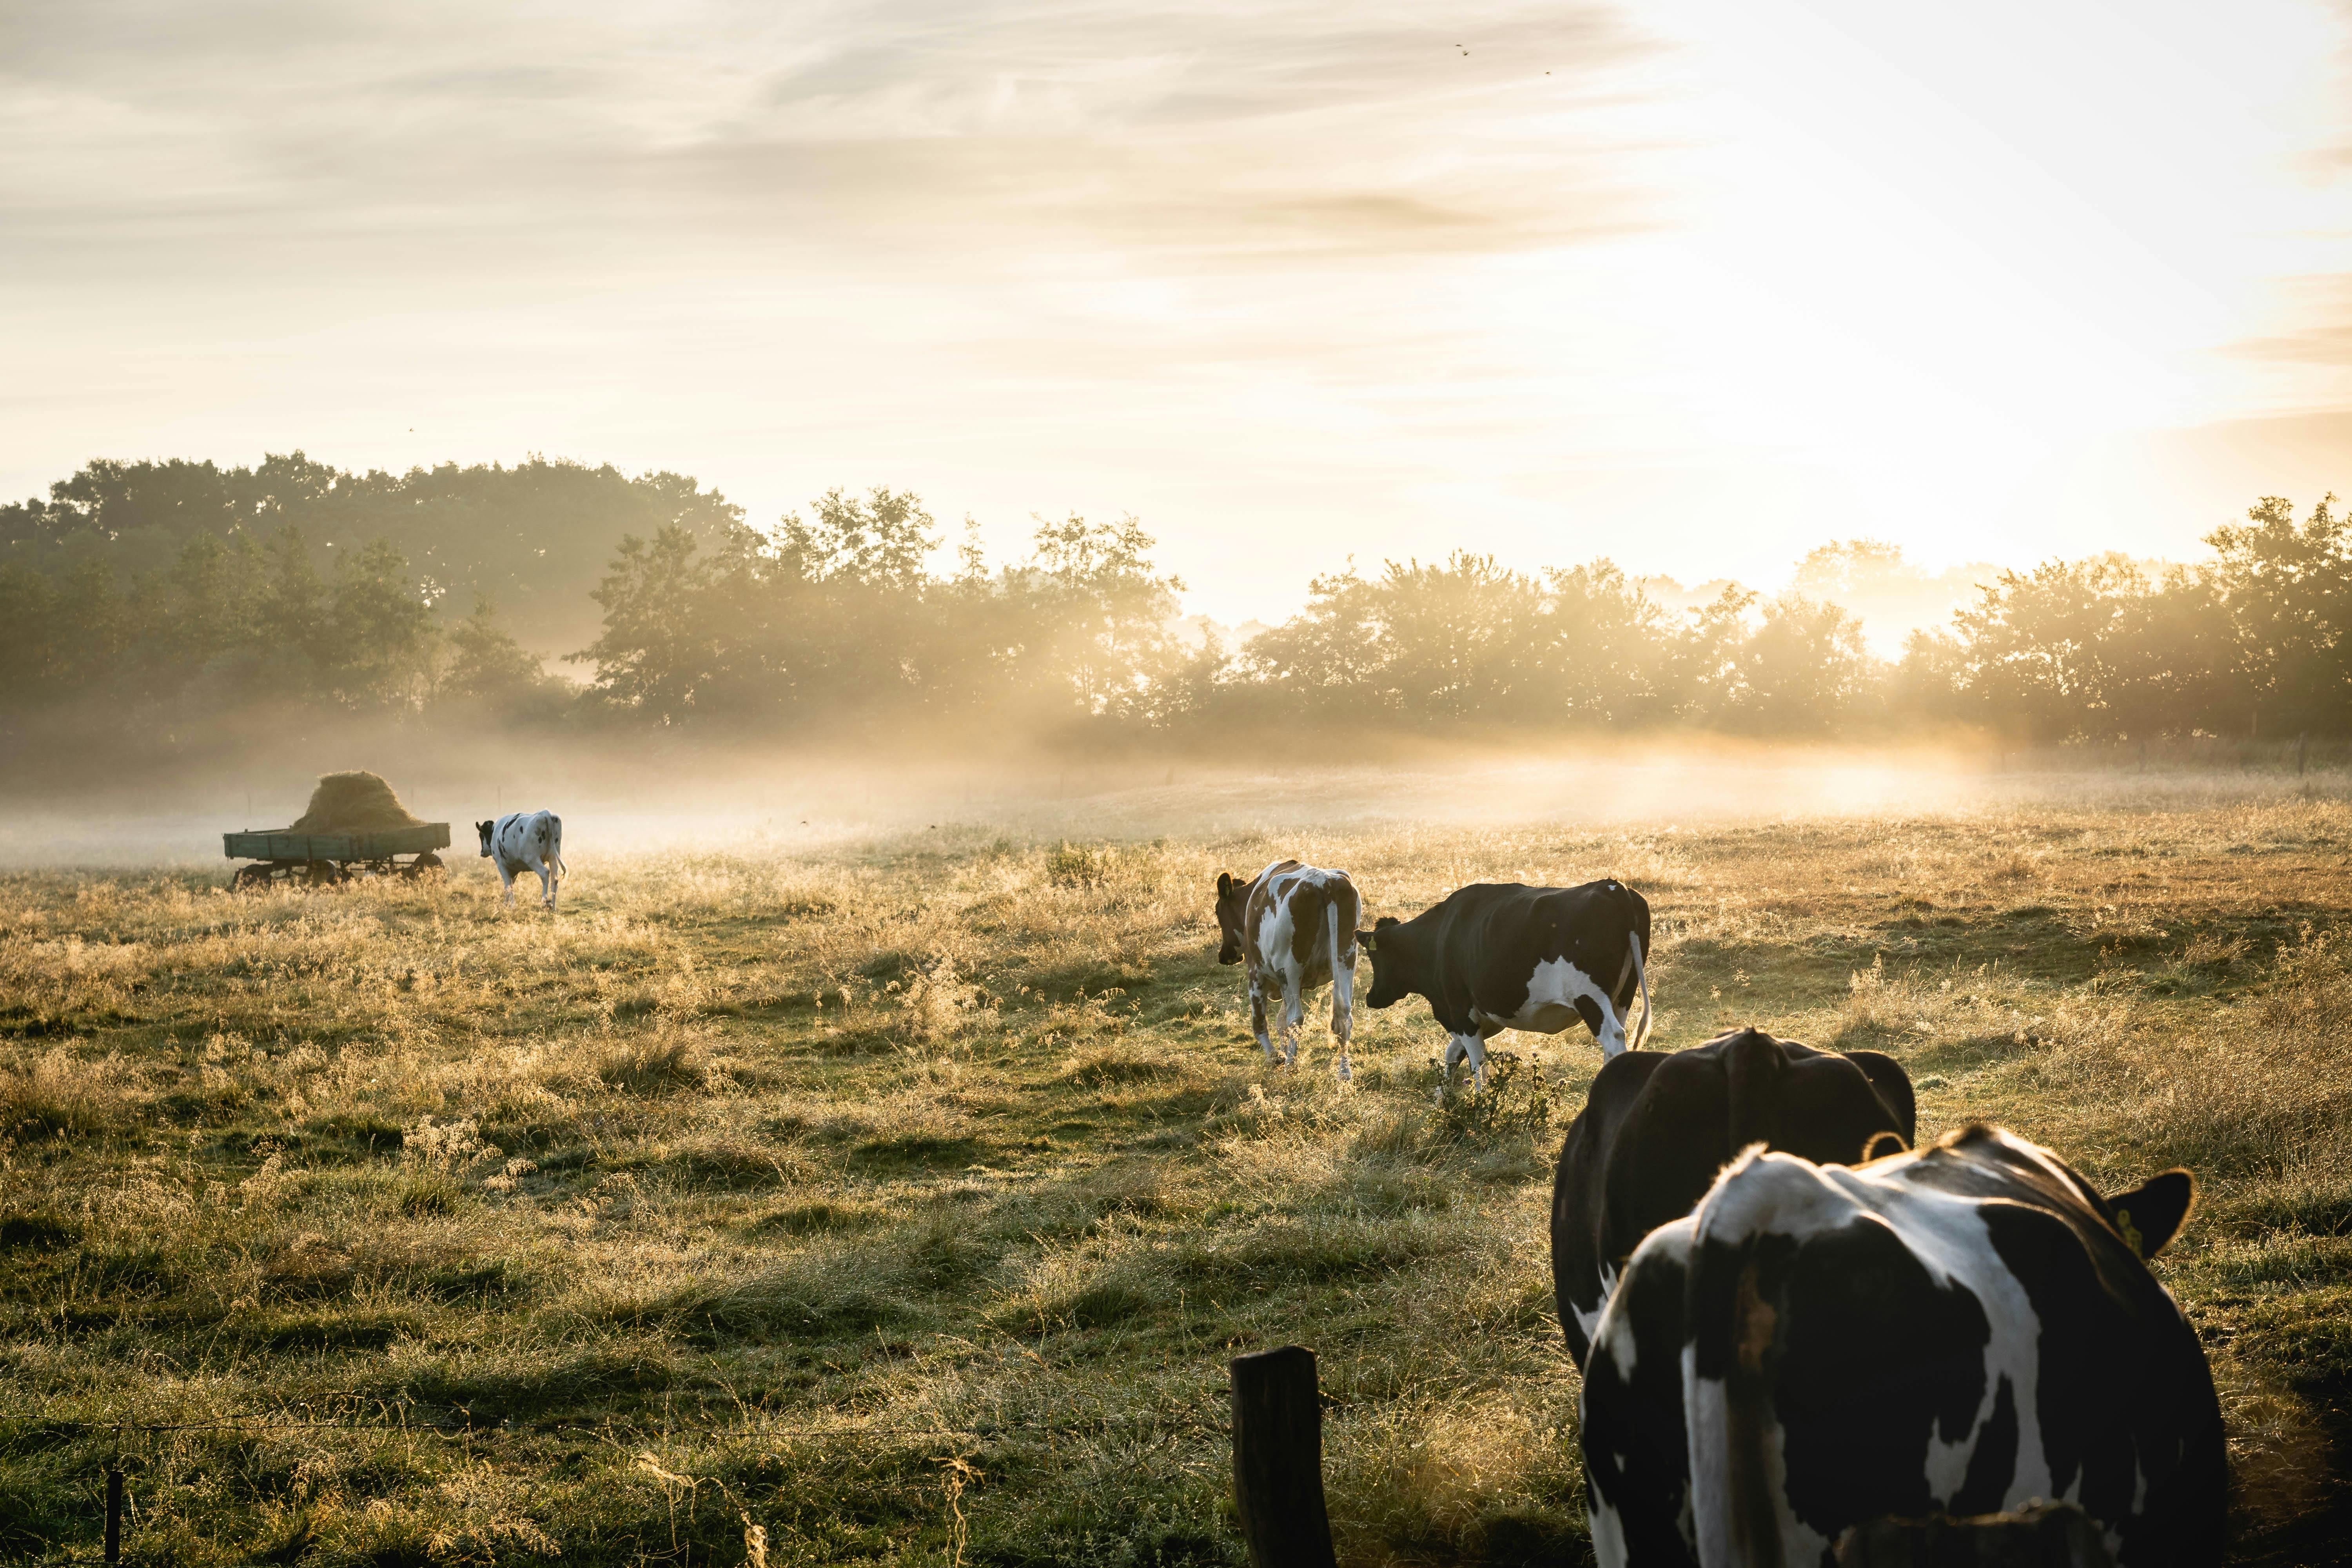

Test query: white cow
[1212,860,1363,1080]
[476,811,565,908]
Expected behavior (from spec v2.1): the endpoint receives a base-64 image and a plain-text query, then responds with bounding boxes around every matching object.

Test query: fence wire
[0,1402,1240,1445]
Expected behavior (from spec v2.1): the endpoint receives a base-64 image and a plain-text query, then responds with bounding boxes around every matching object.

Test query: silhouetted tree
[1726,595,1873,733]
[2203,494,2350,737]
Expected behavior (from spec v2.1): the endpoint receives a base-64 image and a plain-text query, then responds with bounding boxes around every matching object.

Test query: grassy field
[4,782,2350,1566]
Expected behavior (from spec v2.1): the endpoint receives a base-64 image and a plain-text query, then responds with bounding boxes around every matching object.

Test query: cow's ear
[1861,1131,1907,1162]
[2107,1169,2196,1259]
[1375,915,1399,930]
[1218,872,1233,897]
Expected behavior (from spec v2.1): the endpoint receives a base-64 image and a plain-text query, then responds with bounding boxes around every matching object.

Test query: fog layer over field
[6,742,2343,871]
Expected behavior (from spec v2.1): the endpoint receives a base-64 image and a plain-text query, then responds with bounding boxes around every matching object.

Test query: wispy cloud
[2,0,1661,278]
[2231,276,2352,381]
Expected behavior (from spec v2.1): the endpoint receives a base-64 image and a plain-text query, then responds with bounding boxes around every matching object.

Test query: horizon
[7,0,2349,627]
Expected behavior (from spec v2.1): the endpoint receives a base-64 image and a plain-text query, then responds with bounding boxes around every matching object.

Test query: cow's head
[475,820,495,857]
[1213,872,1250,964]
[1356,915,1410,1007]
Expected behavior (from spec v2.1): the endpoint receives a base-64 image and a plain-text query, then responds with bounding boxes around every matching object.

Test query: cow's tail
[1629,929,1652,1051]
[1699,1247,1788,1568]
[1327,897,1352,1004]
[546,815,566,875]
[1685,1152,1795,1568]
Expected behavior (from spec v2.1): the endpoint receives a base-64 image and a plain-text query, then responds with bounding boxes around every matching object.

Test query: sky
[4,0,2350,624]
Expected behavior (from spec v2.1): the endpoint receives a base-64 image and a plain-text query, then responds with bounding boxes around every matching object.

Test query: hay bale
[289,771,425,833]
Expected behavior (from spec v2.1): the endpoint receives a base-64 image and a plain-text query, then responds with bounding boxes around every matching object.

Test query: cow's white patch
[1593,1226,1689,1381]
[1587,1491,1630,1568]
[1810,1165,2053,1510]
[1572,1259,1620,1354]
[1472,955,1629,1056]
[1591,1259,1644,1374]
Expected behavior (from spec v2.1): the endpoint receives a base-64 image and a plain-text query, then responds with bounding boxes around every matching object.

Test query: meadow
[3,775,2350,1566]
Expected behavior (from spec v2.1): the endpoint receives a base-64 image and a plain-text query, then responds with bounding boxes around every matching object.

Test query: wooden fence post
[105,1464,122,1566]
[1230,1346,1337,1568]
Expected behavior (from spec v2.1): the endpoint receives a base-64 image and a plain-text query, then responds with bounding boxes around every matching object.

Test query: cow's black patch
[1982,1200,2227,1567]
[1581,1237,1699,1568]
[1950,1373,2019,1516]
[1726,1217,1992,1544]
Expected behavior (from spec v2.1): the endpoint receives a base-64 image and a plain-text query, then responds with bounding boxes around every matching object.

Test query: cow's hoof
[1334,1065,1352,1084]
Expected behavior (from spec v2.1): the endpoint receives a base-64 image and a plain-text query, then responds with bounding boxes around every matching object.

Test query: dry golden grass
[2,785,2349,1563]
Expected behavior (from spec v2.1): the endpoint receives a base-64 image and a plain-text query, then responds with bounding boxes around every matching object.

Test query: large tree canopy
[3,455,2344,752]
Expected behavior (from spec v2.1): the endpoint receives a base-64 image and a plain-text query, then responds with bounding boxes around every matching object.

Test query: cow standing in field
[1579,1124,2221,1568]
[477,811,566,909]
[1214,861,1363,1081]
[1550,1026,1914,1368]
[1356,879,1650,1093]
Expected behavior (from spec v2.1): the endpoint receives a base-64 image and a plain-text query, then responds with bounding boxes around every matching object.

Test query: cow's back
[1552,1028,1913,1368]
[1434,880,1643,1002]
[1244,862,1357,982]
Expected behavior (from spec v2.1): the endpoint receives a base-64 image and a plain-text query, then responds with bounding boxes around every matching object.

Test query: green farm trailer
[223,824,451,890]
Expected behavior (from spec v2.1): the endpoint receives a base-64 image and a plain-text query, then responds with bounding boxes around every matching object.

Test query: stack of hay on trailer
[289,771,427,832]
[225,772,449,889]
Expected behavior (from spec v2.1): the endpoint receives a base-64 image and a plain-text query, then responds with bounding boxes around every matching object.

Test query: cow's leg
[1597,1000,1628,1058]
[1322,900,1353,1082]
[1280,971,1304,1070]
[1248,969,1275,1061]
[1439,1032,1476,1102]
[1329,954,1356,1085]
[498,864,518,907]
[540,860,557,909]
[1579,991,1630,1058]
[1466,1030,1493,1093]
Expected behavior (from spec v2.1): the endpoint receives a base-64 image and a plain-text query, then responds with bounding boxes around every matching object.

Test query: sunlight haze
[5,0,2348,622]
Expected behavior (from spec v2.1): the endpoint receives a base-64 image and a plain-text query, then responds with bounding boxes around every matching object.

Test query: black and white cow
[1214,860,1363,1080]
[1579,1125,2221,1568]
[1356,879,1650,1091]
[476,811,566,909]
[1550,1027,1914,1368]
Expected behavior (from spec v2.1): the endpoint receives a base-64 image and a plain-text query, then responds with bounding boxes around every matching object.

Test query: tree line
[2,453,2343,747]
